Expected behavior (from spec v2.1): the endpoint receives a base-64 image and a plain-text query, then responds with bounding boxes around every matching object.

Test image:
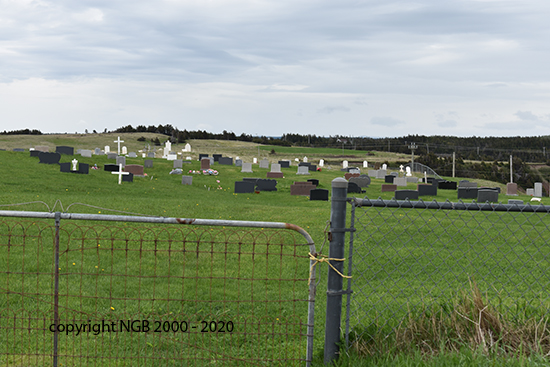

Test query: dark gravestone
[344,173,360,180]
[478,189,499,203]
[508,199,523,205]
[122,172,134,182]
[144,160,153,168]
[255,179,277,191]
[395,190,419,200]
[310,189,329,201]
[125,164,144,176]
[307,179,319,187]
[77,163,89,174]
[439,181,457,190]
[457,187,479,199]
[213,154,222,162]
[219,157,233,165]
[278,161,290,168]
[480,187,501,194]
[243,178,260,184]
[13,148,25,152]
[418,184,437,196]
[107,153,117,160]
[384,175,395,184]
[290,182,315,196]
[30,150,40,157]
[59,162,71,173]
[348,182,364,194]
[235,181,255,193]
[267,172,284,178]
[349,175,371,188]
[104,164,119,172]
[381,184,397,192]
[199,154,209,160]
[56,146,74,155]
[38,152,61,164]
[308,164,317,171]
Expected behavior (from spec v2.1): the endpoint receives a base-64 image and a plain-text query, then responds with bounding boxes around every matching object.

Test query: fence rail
[0,210,316,366]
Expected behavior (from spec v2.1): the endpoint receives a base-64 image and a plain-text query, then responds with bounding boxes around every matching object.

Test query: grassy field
[1,134,549,366]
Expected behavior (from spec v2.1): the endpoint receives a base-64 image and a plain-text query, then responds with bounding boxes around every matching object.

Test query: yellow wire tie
[308,252,352,286]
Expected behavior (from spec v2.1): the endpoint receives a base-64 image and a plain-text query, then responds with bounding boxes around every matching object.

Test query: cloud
[437,119,457,128]
[264,84,309,91]
[370,116,405,127]
[317,106,350,114]
[514,110,538,121]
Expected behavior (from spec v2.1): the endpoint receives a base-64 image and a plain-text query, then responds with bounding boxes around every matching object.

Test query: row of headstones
[525,182,544,197]
[233,178,328,200]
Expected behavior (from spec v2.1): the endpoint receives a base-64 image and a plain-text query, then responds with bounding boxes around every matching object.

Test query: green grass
[1,139,549,366]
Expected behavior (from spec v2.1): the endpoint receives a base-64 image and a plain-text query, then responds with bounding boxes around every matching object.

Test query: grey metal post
[324,177,348,364]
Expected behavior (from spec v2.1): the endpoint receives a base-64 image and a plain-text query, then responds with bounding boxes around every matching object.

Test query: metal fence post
[324,177,348,364]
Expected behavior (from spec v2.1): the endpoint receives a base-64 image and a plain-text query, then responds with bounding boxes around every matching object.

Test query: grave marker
[114,136,124,155]
[241,162,253,173]
[181,176,193,185]
[201,158,210,170]
[56,146,74,155]
[173,160,183,169]
[297,166,310,175]
[144,160,153,168]
[80,149,92,158]
[124,164,144,176]
[38,152,61,164]
[116,156,126,167]
[259,158,269,169]
[112,164,129,184]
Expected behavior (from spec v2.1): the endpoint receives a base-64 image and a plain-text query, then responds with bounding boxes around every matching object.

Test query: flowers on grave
[189,170,201,174]
[202,169,218,175]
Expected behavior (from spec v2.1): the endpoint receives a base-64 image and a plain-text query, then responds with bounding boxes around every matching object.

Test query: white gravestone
[343,160,348,169]
[184,143,191,152]
[303,156,308,163]
[363,161,368,168]
[114,136,124,155]
[382,163,387,170]
[406,167,412,177]
[163,141,172,158]
[253,158,258,164]
[319,159,324,167]
[104,145,110,154]
[399,165,404,173]
[270,163,281,172]
[71,159,78,171]
[297,166,310,175]
[122,146,128,155]
[534,182,543,197]
[112,164,129,184]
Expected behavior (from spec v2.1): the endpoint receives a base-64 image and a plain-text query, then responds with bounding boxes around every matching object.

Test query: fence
[0,211,317,366]
[323,177,550,362]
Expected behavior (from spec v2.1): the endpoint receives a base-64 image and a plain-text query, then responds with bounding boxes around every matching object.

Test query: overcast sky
[1,0,549,137]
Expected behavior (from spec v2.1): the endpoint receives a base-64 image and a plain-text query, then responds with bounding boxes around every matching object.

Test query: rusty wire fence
[339,198,550,356]
[0,211,317,366]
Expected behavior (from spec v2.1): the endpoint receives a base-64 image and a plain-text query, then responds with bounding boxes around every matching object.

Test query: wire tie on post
[308,252,351,286]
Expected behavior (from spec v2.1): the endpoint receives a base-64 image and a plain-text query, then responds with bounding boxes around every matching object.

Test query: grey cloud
[437,119,457,128]
[317,106,350,114]
[515,111,538,121]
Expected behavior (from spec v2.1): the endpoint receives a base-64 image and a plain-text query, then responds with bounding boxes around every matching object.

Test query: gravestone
[348,182,364,194]
[477,189,499,203]
[303,156,308,163]
[219,157,233,165]
[60,162,71,173]
[235,181,255,193]
[77,163,89,174]
[94,148,101,155]
[363,160,368,168]
[181,176,193,185]
[256,179,277,191]
[418,184,437,196]
[349,175,371,188]
[148,152,155,158]
[342,161,348,169]
[173,159,183,169]
[200,158,211,170]
[376,170,387,179]
[104,164,119,172]
[381,163,387,170]
[368,170,377,177]
[125,165,144,176]
[241,163,253,173]
[167,153,177,161]
[71,159,78,171]
[144,160,153,168]
[526,188,535,196]
[104,145,110,154]
[184,143,191,152]
[122,146,128,155]
[508,199,523,205]
[30,150,40,157]
[235,159,243,167]
[506,183,518,196]
[80,150,92,158]
[393,177,407,187]
[259,158,269,169]
[108,153,117,160]
[163,141,171,158]
[395,190,419,200]
[122,172,134,182]
[38,152,61,164]
[319,159,324,167]
[459,181,477,188]
[56,146,74,155]
[439,181,458,190]
[253,158,258,164]
[384,175,394,184]
[116,156,126,167]
[112,164,129,184]
[199,154,208,160]
[405,167,412,177]
[128,152,137,158]
[406,177,419,183]
[279,161,290,168]
[290,182,315,196]
[13,148,25,152]
[307,179,319,187]
[457,188,479,199]
[310,189,329,201]
[381,184,397,192]
[114,137,124,155]
[213,154,222,162]
[344,173,360,180]
[35,146,49,152]
[267,163,283,178]
[535,182,543,197]
[297,166,310,175]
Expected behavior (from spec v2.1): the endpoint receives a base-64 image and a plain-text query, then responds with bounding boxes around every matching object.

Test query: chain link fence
[342,198,550,356]
[0,211,317,366]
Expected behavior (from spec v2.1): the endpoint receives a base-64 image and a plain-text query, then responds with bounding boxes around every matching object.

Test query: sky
[1,0,550,137]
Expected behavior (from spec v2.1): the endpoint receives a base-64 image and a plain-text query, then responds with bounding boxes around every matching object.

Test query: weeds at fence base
[349,281,550,360]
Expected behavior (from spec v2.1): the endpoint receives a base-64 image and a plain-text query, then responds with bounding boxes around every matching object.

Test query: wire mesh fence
[344,198,550,355]
[0,212,316,366]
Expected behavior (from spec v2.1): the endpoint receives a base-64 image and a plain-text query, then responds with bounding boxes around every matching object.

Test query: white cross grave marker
[112,163,129,184]
[71,159,78,171]
[114,136,124,155]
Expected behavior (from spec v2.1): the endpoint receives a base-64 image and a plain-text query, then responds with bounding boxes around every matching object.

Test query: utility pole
[510,155,513,183]
[427,143,429,154]
[408,143,417,172]
[452,152,456,178]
